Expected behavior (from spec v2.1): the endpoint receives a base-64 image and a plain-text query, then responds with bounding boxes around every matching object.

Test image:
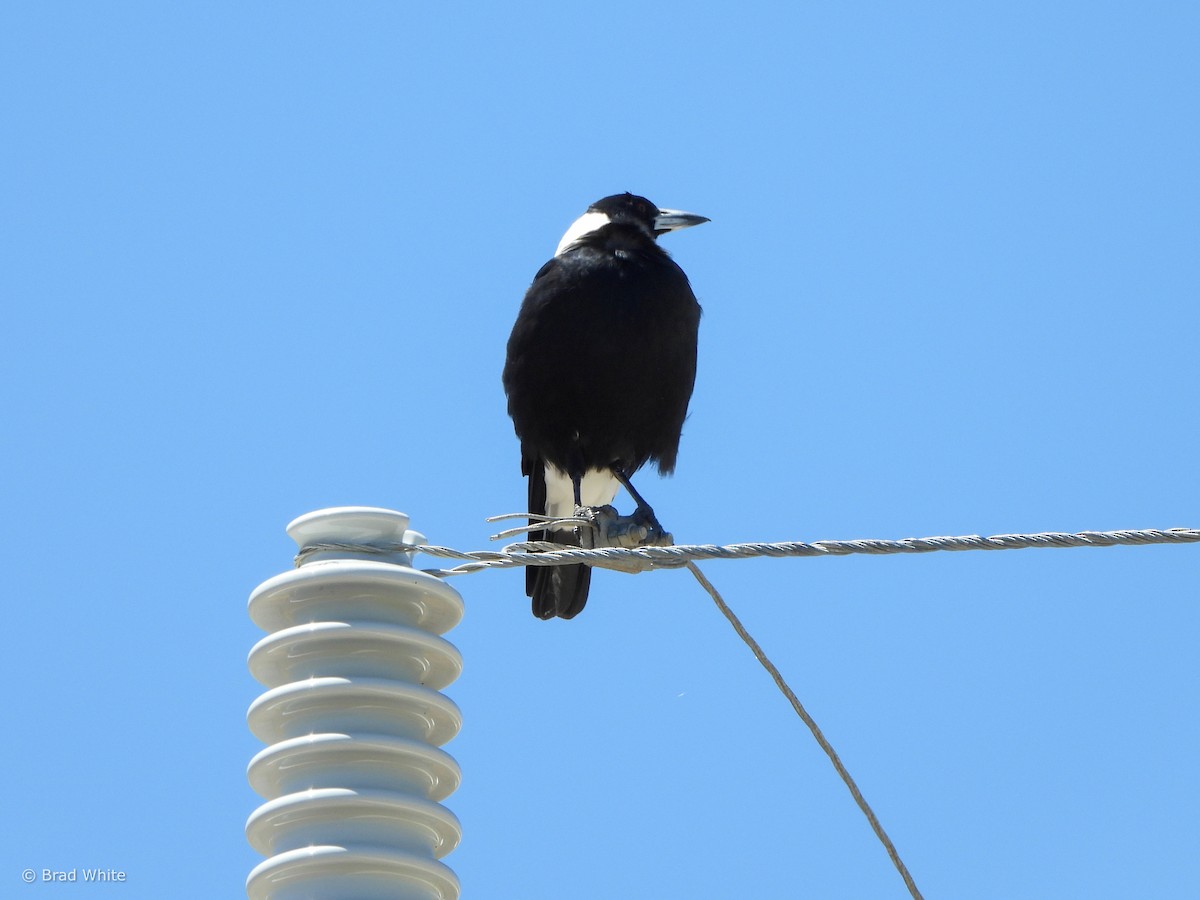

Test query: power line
[295,526,1199,575]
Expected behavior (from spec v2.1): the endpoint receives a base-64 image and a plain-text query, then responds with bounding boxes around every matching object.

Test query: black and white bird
[502,192,708,619]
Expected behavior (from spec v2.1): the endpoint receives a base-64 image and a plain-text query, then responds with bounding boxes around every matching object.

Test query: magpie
[502,192,708,619]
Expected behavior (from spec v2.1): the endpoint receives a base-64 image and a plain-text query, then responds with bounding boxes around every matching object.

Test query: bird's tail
[529,551,591,620]
[526,458,591,619]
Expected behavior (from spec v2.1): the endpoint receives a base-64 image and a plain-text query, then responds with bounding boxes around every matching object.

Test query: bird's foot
[630,504,673,547]
[576,505,674,550]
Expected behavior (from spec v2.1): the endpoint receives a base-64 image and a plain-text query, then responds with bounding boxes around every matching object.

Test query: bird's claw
[630,505,673,547]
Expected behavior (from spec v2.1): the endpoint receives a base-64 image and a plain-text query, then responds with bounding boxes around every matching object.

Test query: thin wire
[685,561,924,900]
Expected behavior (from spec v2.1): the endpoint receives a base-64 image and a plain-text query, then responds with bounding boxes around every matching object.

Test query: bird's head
[555,192,709,257]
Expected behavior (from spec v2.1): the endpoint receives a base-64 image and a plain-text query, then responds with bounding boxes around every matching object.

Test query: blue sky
[3,2,1197,897]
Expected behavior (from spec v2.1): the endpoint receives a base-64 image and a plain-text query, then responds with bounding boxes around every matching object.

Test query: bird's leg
[612,467,672,546]
[571,472,609,550]
[612,468,657,525]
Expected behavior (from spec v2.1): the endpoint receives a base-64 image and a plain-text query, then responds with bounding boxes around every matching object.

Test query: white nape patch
[554,211,611,257]
[542,463,620,531]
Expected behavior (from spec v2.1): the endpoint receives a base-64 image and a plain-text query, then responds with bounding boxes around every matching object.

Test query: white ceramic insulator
[245,507,465,900]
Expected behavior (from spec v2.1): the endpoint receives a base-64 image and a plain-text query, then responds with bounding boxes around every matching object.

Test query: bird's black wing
[506,258,597,619]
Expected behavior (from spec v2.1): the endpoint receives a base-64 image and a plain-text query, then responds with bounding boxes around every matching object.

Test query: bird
[502,192,708,619]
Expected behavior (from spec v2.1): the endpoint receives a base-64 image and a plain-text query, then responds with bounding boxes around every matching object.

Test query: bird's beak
[654,208,710,236]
